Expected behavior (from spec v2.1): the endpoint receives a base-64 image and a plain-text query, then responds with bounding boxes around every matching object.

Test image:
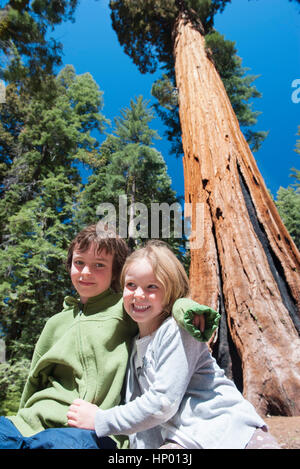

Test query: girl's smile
[123,257,166,337]
[132,304,150,311]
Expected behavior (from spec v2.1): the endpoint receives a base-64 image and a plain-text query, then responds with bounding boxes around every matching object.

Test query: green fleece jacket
[9,289,136,440]
[8,290,219,441]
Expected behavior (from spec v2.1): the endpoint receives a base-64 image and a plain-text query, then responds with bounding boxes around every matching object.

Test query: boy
[0,223,219,449]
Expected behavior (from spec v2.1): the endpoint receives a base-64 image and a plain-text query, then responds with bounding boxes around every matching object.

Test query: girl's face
[123,257,166,337]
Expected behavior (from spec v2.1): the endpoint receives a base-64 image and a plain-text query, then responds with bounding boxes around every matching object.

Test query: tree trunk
[173,12,300,417]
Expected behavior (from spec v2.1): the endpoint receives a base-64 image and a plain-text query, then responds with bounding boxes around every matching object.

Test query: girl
[67,241,280,449]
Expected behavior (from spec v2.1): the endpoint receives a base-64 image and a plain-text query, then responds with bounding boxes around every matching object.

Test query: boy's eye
[95,263,105,268]
[74,260,84,266]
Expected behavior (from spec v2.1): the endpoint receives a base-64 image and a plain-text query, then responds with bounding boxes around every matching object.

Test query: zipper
[77,303,87,399]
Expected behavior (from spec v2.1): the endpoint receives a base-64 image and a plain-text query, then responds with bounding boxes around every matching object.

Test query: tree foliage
[0,0,79,86]
[275,128,300,251]
[110,0,231,74]
[76,96,186,257]
[276,180,300,251]
[110,0,267,154]
[0,358,31,415]
[0,58,107,361]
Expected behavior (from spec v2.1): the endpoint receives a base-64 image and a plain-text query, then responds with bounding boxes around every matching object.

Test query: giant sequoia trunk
[173,12,300,416]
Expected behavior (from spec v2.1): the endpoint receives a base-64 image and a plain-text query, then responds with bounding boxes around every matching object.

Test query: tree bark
[173,12,300,416]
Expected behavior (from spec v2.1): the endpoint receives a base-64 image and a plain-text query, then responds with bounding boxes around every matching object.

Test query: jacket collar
[64,288,116,313]
[84,288,113,306]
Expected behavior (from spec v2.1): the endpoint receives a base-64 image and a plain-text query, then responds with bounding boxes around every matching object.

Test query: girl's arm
[67,321,206,437]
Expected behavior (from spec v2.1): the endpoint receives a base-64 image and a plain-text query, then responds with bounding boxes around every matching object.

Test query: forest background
[0,0,299,418]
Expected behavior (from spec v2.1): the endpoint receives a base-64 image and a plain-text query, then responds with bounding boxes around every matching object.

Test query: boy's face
[70,243,114,303]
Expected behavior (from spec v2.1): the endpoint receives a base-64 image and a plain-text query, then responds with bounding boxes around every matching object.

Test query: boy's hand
[67,398,98,430]
[193,313,205,332]
[172,298,220,342]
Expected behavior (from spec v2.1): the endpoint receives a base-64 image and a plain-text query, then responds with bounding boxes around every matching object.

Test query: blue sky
[53,0,300,199]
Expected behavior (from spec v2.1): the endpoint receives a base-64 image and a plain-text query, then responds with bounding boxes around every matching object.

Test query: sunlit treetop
[109,0,232,74]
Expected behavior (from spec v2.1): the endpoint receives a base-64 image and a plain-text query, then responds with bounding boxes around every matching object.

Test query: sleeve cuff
[172,298,220,342]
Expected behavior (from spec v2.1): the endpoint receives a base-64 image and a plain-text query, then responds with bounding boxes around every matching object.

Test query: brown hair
[66,223,129,292]
[120,240,190,314]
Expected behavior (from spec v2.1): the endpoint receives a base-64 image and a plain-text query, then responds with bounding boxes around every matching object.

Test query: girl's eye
[126,282,136,289]
[148,284,158,290]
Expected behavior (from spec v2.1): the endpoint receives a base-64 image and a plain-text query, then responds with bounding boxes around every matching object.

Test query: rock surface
[266,416,300,449]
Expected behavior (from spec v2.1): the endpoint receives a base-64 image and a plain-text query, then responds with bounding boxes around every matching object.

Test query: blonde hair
[120,241,190,314]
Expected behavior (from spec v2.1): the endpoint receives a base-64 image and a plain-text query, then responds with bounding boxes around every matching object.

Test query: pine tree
[0,0,80,89]
[275,128,300,250]
[109,0,300,416]
[77,96,186,256]
[276,182,300,251]
[0,61,107,361]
